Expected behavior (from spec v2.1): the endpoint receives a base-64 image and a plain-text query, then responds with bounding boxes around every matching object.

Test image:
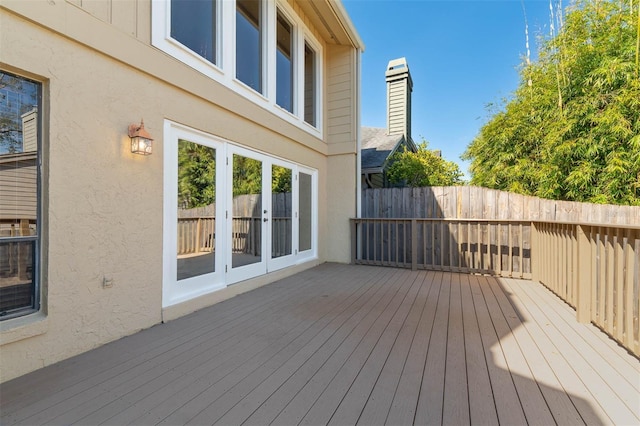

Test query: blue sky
[342,0,555,178]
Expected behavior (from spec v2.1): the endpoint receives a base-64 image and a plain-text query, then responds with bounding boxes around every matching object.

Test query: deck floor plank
[500,278,612,425]
[297,269,419,425]
[505,277,640,425]
[210,266,407,426]
[525,277,640,387]
[472,275,529,425]
[461,274,499,425]
[414,270,451,425]
[489,278,584,425]
[1,264,638,426]
[355,271,434,426]
[480,274,557,425]
[384,272,442,426]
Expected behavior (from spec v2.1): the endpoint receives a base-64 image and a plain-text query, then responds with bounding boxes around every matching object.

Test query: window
[170,0,217,65]
[236,0,263,93]
[304,42,317,127]
[152,0,322,134]
[0,71,41,320]
[276,11,293,113]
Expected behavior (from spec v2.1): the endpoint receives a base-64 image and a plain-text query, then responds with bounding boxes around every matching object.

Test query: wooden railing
[351,218,640,357]
[350,218,531,278]
[177,217,216,255]
[177,216,292,257]
[532,222,640,356]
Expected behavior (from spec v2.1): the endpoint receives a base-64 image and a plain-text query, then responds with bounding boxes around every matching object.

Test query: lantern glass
[131,136,153,155]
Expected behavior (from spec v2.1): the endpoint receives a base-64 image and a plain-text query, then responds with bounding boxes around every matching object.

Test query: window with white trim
[236,0,263,93]
[276,9,293,113]
[152,0,323,134]
[0,70,41,320]
[170,0,218,65]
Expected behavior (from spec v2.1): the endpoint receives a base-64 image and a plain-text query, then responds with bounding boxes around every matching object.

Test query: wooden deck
[1,263,638,425]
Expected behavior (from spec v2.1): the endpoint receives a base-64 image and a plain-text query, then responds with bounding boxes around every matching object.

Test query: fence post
[351,219,357,264]
[530,222,537,282]
[411,219,417,271]
[576,225,592,323]
[195,218,202,253]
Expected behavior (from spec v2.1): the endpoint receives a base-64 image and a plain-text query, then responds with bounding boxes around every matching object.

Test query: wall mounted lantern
[128,119,153,155]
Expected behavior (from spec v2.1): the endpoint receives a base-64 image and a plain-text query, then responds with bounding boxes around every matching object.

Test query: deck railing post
[351,219,357,264]
[576,224,592,323]
[411,219,417,271]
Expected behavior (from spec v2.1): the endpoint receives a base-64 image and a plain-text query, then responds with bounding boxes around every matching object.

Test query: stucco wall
[0,4,354,382]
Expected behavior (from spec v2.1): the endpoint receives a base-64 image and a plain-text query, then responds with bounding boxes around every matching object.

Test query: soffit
[295,0,365,50]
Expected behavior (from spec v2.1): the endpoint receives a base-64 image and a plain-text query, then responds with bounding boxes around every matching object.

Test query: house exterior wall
[0,0,361,382]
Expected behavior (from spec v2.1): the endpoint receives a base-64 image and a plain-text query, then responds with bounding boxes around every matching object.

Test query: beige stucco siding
[0,0,361,382]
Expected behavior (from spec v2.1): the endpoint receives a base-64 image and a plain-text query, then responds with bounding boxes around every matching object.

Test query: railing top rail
[351,217,640,230]
[529,220,640,230]
[351,218,532,224]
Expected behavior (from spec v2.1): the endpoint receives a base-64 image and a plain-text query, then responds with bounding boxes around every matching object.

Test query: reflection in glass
[304,42,316,127]
[299,172,312,251]
[276,11,293,112]
[236,0,262,93]
[272,165,292,258]
[0,241,35,313]
[0,71,40,317]
[177,140,216,280]
[232,154,262,268]
[171,0,217,64]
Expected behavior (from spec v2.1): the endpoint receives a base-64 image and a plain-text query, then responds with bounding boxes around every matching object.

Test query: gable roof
[361,126,410,172]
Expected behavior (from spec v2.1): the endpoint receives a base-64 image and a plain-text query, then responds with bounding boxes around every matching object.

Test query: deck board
[1,264,638,426]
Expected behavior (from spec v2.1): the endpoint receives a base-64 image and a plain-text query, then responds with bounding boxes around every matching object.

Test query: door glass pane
[236,0,262,93]
[177,140,216,280]
[299,172,312,251]
[304,42,316,127]
[171,0,216,64]
[232,154,262,268]
[276,11,293,112]
[272,165,292,258]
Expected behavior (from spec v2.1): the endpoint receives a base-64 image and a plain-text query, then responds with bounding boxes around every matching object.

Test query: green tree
[387,141,464,187]
[463,0,640,205]
[178,140,216,208]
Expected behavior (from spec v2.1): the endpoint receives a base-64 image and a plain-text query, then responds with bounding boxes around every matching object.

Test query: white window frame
[151,0,323,138]
[300,37,322,131]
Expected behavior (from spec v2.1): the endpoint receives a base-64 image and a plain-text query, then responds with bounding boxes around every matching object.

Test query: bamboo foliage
[464,0,640,206]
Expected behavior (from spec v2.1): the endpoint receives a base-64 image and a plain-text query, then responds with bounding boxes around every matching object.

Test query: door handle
[263,218,268,222]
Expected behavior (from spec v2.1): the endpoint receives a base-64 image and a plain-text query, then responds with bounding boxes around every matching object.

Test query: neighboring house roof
[361,126,406,172]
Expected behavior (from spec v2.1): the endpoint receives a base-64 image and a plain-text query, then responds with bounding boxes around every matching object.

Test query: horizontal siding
[326,44,354,147]
[0,160,37,221]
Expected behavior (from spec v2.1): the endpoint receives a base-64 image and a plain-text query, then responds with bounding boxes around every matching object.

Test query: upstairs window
[0,71,41,320]
[153,0,323,135]
[170,0,218,65]
[304,42,317,127]
[236,0,263,93]
[276,11,293,113]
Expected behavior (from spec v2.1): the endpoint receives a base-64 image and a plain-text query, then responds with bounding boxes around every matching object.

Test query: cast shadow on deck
[1,264,638,425]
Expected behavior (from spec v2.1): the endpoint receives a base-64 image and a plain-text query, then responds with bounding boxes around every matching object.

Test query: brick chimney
[385,58,412,140]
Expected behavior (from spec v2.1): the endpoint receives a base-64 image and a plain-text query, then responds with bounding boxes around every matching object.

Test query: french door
[164,121,316,307]
[226,146,297,284]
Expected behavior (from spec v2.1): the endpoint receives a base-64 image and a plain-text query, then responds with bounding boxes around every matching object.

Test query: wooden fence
[362,186,639,225]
